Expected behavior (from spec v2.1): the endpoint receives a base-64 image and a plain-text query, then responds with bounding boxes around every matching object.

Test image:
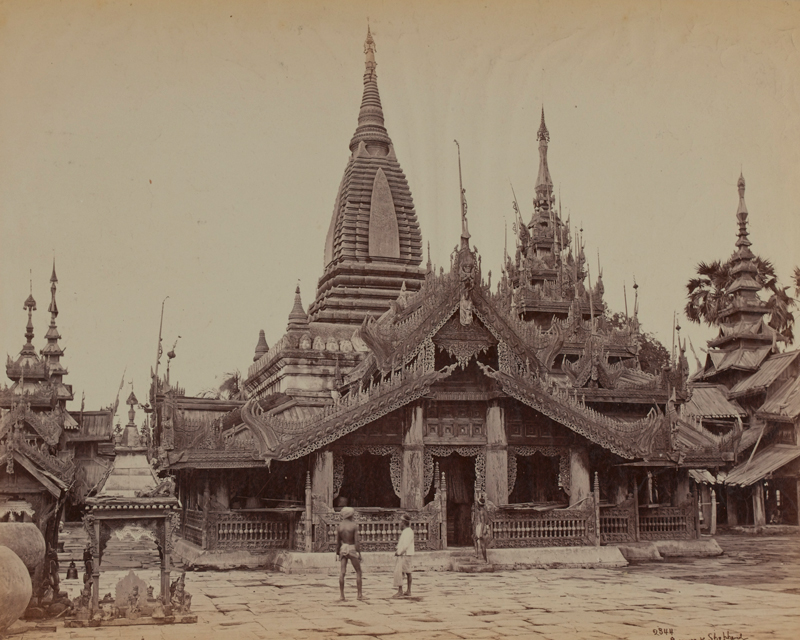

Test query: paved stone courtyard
[8,535,799,640]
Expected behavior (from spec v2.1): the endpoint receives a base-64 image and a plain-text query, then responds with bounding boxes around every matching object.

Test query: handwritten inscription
[650,630,748,640]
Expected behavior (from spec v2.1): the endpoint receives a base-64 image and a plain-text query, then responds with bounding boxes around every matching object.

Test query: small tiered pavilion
[689,175,800,529]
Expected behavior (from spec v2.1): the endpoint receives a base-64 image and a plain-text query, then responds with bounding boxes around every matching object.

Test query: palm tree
[794,267,800,296]
[685,256,796,343]
[199,370,244,400]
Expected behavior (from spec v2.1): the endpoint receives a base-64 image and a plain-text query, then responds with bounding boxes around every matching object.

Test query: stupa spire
[42,258,67,381]
[253,329,269,362]
[22,280,37,355]
[534,106,554,212]
[735,173,751,252]
[287,284,309,332]
[350,26,391,152]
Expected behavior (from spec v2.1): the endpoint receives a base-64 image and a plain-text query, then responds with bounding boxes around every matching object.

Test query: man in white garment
[393,513,414,598]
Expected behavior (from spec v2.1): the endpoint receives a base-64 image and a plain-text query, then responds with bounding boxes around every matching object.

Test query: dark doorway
[337,453,400,509]
[432,454,475,546]
[508,453,564,504]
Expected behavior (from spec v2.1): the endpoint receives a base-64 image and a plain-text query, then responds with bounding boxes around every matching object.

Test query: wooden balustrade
[599,502,637,544]
[188,508,304,551]
[488,500,597,548]
[315,507,441,552]
[180,509,204,547]
[638,504,695,540]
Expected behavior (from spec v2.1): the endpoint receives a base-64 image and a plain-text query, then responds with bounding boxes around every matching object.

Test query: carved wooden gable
[432,314,497,369]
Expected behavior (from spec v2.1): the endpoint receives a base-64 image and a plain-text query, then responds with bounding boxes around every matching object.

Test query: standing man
[393,513,414,598]
[336,506,363,601]
[473,494,489,562]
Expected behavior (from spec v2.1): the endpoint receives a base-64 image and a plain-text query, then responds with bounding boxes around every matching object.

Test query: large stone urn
[0,522,46,574]
[0,546,33,635]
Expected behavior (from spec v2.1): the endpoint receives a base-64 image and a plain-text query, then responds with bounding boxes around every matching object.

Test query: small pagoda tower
[2,264,73,410]
[699,174,781,386]
[308,27,425,324]
[506,108,603,327]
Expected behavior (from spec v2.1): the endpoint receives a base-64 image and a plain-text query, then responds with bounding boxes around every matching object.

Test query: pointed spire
[42,259,67,380]
[22,281,37,355]
[48,259,58,319]
[455,139,470,246]
[287,284,309,332]
[426,241,432,274]
[535,107,553,201]
[253,329,270,361]
[350,26,391,152]
[735,172,751,250]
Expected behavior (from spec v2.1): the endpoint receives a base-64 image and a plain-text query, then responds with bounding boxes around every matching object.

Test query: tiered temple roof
[503,109,608,331]
[308,28,426,325]
[696,176,783,385]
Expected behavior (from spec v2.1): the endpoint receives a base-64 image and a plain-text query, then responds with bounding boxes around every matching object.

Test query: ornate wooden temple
[0,264,114,595]
[151,29,734,559]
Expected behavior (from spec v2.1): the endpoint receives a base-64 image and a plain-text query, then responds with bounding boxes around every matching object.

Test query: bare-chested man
[335,506,363,601]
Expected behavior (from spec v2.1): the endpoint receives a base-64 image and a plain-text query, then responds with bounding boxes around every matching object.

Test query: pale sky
[1,0,798,417]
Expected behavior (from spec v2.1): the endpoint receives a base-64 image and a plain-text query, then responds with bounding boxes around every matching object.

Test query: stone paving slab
[9,535,800,639]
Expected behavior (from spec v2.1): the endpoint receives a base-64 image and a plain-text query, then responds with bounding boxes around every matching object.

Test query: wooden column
[727,487,739,526]
[753,481,766,526]
[304,472,312,552]
[202,473,210,550]
[440,471,448,549]
[796,479,800,527]
[593,472,600,546]
[569,446,591,506]
[485,403,508,506]
[401,405,425,509]
[312,450,334,509]
[674,471,691,507]
[91,519,101,612]
[161,517,171,606]
[710,489,717,535]
[699,484,712,530]
[632,472,640,541]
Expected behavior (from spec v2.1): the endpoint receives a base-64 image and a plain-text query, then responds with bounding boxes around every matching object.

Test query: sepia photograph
[0,1,798,638]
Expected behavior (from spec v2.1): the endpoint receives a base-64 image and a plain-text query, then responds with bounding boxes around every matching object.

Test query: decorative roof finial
[22,275,37,354]
[253,329,269,362]
[49,259,59,320]
[537,106,549,143]
[350,25,389,151]
[365,24,376,75]
[735,172,750,250]
[455,139,470,246]
[534,106,554,214]
[42,258,67,380]
[426,241,432,274]
[287,283,309,332]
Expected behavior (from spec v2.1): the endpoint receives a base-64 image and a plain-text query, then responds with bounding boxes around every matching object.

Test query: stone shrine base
[64,614,197,628]
[175,538,725,573]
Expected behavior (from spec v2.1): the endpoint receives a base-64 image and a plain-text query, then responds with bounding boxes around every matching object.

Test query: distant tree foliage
[200,370,243,400]
[685,257,796,344]
[606,312,670,376]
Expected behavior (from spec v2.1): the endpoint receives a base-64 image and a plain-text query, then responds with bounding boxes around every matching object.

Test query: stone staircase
[449,548,495,573]
[58,522,163,571]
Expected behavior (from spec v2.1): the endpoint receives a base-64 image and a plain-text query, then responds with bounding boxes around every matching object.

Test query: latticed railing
[314,506,442,553]
[638,504,695,540]
[204,509,302,551]
[599,502,636,544]
[181,509,204,547]
[488,500,597,548]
